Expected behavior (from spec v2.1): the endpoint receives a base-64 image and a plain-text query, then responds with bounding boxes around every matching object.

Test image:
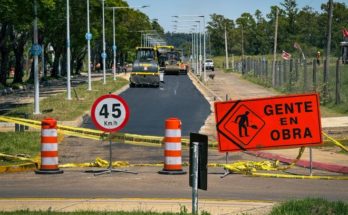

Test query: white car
[203,59,214,71]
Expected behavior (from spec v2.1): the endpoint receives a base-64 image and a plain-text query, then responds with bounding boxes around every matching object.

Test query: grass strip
[6,77,128,121]
[269,198,348,215]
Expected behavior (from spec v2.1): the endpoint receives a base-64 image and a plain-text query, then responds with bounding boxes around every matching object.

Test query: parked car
[203,59,214,71]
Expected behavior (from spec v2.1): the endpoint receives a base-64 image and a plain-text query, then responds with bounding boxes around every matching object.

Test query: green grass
[269,198,348,215]
[5,77,129,121]
[0,131,40,165]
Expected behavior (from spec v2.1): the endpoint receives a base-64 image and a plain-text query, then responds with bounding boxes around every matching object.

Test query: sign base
[158,169,186,175]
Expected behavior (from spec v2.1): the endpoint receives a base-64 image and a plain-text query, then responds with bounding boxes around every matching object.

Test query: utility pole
[272,7,279,88]
[33,0,40,114]
[241,24,244,60]
[224,25,229,69]
[66,0,71,100]
[324,0,333,100]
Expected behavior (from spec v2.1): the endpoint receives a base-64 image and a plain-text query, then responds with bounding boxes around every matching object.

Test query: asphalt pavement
[0,70,347,214]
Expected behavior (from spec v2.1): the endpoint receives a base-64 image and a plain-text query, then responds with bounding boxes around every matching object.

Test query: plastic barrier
[159,118,186,175]
[35,118,63,174]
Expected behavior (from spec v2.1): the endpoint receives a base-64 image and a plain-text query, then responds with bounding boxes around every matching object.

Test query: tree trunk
[0,47,9,86]
[51,50,62,78]
[13,47,25,84]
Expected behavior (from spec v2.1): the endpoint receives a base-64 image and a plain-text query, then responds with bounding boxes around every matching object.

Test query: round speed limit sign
[91,94,130,132]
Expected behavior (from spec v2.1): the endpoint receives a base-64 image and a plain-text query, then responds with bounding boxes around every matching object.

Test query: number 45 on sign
[91,94,130,133]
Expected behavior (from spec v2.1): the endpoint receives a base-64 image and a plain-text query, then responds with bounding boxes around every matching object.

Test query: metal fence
[231,58,347,105]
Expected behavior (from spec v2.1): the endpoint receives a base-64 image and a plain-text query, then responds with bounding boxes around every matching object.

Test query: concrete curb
[247,151,348,174]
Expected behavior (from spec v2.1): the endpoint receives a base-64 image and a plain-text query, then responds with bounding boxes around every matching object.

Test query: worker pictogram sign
[91,94,130,133]
[215,93,322,152]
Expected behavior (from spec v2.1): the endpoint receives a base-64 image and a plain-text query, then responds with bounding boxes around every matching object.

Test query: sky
[126,0,347,32]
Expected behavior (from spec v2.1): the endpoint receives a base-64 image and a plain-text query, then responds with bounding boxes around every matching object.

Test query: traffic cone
[35,118,63,174]
[159,118,186,175]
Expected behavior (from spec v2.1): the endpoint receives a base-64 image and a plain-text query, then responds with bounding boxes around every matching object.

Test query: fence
[231,58,347,105]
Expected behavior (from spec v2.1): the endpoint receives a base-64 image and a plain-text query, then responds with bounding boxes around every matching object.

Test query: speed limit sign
[91,94,130,132]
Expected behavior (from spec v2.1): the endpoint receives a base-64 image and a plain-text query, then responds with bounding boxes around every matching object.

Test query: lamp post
[173,24,198,74]
[86,0,92,90]
[66,0,72,99]
[173,15,206,81]
[32,0,40,114]
[101,0,106,84]
[107,5,148,81]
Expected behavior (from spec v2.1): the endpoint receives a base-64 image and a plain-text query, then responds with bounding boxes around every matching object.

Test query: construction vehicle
[164,50,182,75]
[129,47,160,87]
[156,45,174,70]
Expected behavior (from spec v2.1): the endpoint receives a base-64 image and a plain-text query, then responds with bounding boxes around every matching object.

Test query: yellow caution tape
[322,131,348,153]
[0,163,37,174]
[0,152,39,173]
[59,157,130,168]
[0,152,38,163]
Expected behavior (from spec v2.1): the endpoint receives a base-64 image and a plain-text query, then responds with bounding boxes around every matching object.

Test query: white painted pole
[112,8,116,81]
[102,0,106,84]
[225,25,229,70]
[87,0,92,91]
[66,0,72,100]
[33,0,40,114]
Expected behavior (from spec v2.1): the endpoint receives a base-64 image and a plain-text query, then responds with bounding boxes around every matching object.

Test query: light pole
[66,0,72,99]
[86,0,92,90]
[101,0,106,85]
[173,15,206,80]
[32,0,40,114]
[107,5,148,81]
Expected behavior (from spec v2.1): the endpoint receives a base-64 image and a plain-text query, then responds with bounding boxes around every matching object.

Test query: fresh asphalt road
[85,74,211,137]
[1,73,348,202]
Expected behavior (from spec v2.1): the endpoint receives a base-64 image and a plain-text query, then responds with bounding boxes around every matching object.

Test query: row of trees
[0,0,164,86]
[175,0,348,58]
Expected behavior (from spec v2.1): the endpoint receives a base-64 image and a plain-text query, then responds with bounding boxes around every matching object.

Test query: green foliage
[0,131,40,163]
[269,198,348,215]
[206,1,348,58]
[0,0,154,85]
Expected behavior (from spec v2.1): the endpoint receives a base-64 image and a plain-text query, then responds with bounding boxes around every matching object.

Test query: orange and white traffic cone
[35,118,63,174]
[159,118,186,175]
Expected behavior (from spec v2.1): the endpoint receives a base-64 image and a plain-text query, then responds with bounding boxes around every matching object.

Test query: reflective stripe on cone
[35,118,63,174]
[159,118,186,175]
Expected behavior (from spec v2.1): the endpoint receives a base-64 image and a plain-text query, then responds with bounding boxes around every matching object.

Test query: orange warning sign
[214,93,322,152]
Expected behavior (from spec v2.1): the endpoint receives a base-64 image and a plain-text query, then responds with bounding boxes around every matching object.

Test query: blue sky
[126,0,347,32]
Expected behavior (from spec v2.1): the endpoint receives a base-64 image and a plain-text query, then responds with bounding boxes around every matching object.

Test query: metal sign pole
[192,142,199,214]
[309,147,313,176]
[91,133,138,176]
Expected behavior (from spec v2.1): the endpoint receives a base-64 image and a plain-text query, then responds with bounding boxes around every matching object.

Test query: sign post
[215,93,322,152]
[87,94,137,176]
[189,133,208,214]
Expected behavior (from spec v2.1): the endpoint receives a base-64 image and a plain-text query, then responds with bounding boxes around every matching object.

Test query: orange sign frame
[215,93,322,152]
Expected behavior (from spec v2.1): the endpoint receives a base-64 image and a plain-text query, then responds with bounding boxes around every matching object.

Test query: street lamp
[101,0,106,85]
[107,5,148,80]
[173,26,197,73]
[32,0,40,114]
[66,0,72,99]
[173,24,199,74]
[86,0,92,90]
[173,15,206,81]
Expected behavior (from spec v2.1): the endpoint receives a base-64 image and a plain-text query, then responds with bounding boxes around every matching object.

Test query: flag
[281,50,291,60]
[342,28,348,38]
[293,42,300,50]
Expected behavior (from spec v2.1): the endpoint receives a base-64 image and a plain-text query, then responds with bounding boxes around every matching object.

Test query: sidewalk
[0,198,274,214]
[190,69,348,174]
